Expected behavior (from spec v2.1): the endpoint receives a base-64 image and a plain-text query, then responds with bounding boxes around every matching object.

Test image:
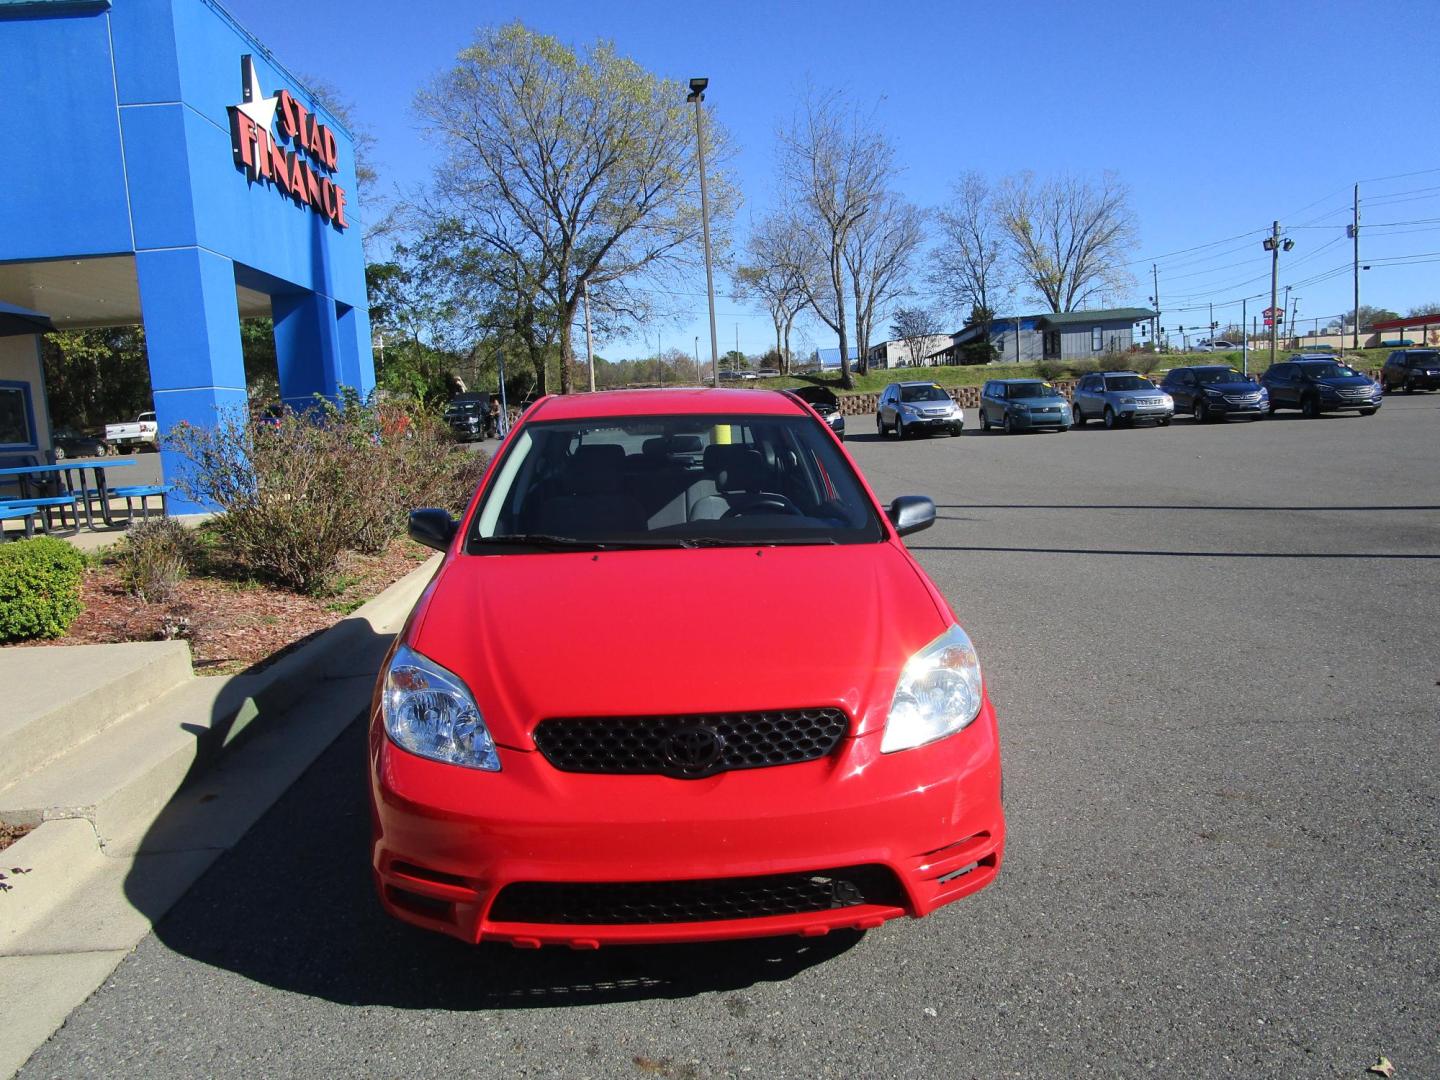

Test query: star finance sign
[227,55,349,229]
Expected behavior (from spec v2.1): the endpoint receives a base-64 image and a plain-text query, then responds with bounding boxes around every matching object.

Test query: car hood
[410,542,951,747]
[1313,375,1375,388]
[1201,381,1262,393]
[1010,396,1069,407]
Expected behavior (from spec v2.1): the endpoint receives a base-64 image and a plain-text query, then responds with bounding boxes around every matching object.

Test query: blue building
[0,0,375,512]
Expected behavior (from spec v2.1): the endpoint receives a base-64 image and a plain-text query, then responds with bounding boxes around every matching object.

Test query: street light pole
[583,278,596,393]
[687,77,719,388]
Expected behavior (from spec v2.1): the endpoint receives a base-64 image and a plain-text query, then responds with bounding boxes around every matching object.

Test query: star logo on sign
[236,55,279,135]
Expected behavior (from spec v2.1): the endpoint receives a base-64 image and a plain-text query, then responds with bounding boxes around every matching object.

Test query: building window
[0,381,37,450]
[1091,326,1103,352]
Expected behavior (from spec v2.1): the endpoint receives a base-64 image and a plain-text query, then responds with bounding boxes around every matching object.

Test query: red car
[369,388,1004,948]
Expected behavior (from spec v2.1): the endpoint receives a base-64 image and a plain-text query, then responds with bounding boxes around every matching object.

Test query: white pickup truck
[104,411,158,451]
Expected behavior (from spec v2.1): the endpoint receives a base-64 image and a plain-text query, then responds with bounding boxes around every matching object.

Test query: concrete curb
[0,552,440,1079]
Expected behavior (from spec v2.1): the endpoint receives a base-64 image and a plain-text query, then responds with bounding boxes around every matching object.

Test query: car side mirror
[887,495,935,537]
[408,508,458,552]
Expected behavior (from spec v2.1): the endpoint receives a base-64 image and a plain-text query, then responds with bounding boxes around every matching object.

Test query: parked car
[788,384,846,440]
[1260,358,1381,417]
[1070,372,1174,429]
[50,427,108,459]
[876,381,964,438]
[104,411,157,451]
[1193,340,1238,352]
[978,379,1071,433]
[1159,365,1268,422]
[443,394,492,441]
[1380,348,1440,393]
[372,388,1005,946]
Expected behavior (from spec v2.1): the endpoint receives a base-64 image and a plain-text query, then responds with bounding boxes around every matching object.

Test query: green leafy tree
[417,22,737,394]
[42,326,152,430]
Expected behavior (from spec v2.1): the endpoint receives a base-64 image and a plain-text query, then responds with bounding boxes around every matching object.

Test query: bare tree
[930,172,1011,341]
[994,171,1137,312]
[776,90,892,389]
[732,214,809,375]
[846,193,926,376]
[417,22,737,394]
[890,306,945,367]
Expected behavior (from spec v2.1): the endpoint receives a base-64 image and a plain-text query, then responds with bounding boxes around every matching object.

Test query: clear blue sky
[225,0,1440,358]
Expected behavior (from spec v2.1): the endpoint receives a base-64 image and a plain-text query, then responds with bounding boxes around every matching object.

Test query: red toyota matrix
[370,388,1004,947]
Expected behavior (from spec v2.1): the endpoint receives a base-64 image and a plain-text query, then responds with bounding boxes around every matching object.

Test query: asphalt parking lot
[23,395,1439,1079]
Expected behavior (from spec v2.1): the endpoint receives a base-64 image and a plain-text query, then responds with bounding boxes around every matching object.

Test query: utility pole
[1268,220,1281,366]
[1352,182,1361,350]
[1208,301,1215,346]
[1151,264,1160,349]
[694,336,700,384]
[686,79,719,387]
[1282,284,1291,344]
[1290,296,1300,349]
[583,278,596,393]
[1241,297,1248,375]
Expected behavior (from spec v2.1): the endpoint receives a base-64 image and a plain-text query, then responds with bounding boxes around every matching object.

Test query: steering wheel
[722,495,801,518]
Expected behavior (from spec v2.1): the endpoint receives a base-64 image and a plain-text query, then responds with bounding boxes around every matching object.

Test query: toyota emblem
[661,725,726,777]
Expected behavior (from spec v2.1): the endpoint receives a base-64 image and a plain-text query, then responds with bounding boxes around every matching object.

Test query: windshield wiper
[474,533,692,551]
[684,535,839,547]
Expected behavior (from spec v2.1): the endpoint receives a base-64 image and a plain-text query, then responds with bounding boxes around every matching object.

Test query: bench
[0,494,80,534]
[0,504,42,539]
[110,484,171,521]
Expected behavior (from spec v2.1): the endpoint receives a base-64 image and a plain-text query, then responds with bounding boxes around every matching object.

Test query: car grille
[1035,406,1061,414]
[1224,393,1261,404]
[532,708,850,778]
[487,865,905,925]
[923,407,951,416]
[1338,386,1372,398]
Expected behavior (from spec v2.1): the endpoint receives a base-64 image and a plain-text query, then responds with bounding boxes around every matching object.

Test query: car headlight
[1120,396,1136,405]
[382,643,500,770]
[1203,387,1225,396]
[881,625,984,753]
[1319,384,1339,395]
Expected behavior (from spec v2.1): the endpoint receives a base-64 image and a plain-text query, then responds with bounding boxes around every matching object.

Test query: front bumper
[1318,395,1382,412]
[1202,395,1267,416]
[1400,373,1440,389]
[901,412,963,433]
[823,413,846,436]
[1010,408,1070,429]
[1117,404,1174,422]
[370,700,1004,947]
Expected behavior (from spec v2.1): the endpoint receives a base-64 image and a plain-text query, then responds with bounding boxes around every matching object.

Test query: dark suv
[443,394,493,441]
[1380,349,1440,394]
[1159,365,1268,422]
[1260,358,1381,418]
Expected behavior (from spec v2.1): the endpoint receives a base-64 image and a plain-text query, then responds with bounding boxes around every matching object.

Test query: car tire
[1058,425,1070,433]
[980,412,990,431]
[1072,404,1085,427]
[1404,379,1415,394]
[1194,398,1208,423]
[1003,413,1015,435]
[1103,406,1117,430]
[1301,394,1320,419]
[949,424,962,437]
[1358,407,1377,416]
[53,446,66,461]
[95,443,108,457]
[1158,417,1171,427]
[876,413,886,436]
[896,418,907,439]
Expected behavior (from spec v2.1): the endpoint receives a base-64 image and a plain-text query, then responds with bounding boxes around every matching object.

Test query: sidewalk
[0,553,438,1078]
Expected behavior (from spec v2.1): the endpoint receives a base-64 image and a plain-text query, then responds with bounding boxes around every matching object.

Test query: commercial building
[0,0,375,512]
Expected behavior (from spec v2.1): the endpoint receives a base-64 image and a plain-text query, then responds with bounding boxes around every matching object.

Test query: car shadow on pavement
[136,716,863,1011]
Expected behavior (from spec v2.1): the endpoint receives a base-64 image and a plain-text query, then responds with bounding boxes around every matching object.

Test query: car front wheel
[1072,405,1085,427]
[1003,413,1015,435]
[980,412,990,431]
[1194,398,1208,423]
[1405,379,1415,394]
[1301,394,1320,419]
[875,413,886,436]
[1103,406,1117,429]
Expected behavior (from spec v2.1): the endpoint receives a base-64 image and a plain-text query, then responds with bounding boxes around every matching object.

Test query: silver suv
[1071,371,1174,429]
[876,382,964,438]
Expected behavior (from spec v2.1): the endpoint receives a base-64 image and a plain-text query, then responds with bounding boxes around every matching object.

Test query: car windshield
[1195,368,1247,385]
[1405,352,1439,366]
[1301,362,1361,379]
[899,385,950,403]
[1005,382,1055,399]
[1103,376,1153,391]
[468,413,884,551]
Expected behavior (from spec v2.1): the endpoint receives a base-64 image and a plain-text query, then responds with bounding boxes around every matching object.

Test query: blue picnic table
[0,459,141,531]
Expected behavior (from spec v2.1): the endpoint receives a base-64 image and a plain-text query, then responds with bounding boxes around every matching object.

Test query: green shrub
[0,536,87,642]
[1035,359,1067,381]
[118,519,197,603]
[166,393,490,594]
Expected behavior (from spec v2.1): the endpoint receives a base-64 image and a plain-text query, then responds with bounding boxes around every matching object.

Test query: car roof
[1179,364,1240,372]
[992,377,1046,384]
[1291,355,1341,362]
[528,387,806,421]
[895,380,944,388]
[1100,370,1142,377]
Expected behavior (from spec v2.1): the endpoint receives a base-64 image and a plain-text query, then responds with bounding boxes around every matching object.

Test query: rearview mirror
[408,508,458,552]
[887,495,935,537]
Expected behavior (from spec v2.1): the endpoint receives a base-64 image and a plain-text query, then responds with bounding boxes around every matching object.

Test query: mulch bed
[3,537,432,677]
[0,821,34,855]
